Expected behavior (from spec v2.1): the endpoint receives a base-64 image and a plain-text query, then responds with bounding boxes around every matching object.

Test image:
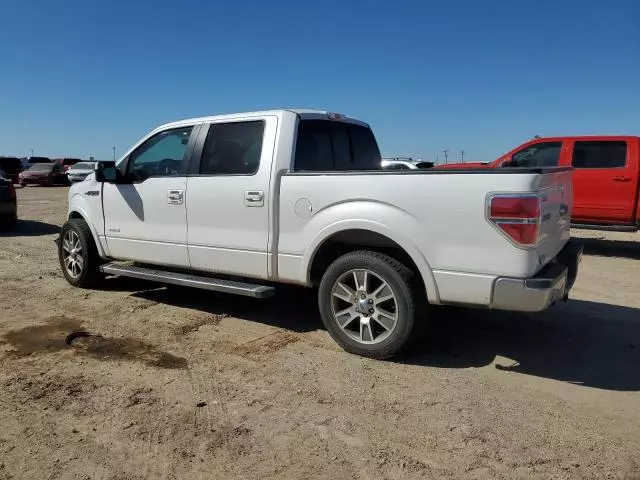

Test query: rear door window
[293,120,382,171]
[510,142,562,167]
[199,121,265,175]
[571,141,627,168]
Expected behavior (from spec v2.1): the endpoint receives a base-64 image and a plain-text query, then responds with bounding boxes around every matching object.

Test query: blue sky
[0,0,638,163]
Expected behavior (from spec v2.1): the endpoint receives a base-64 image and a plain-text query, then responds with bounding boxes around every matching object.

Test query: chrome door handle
[245,190,264,207]
[168,190,184,204]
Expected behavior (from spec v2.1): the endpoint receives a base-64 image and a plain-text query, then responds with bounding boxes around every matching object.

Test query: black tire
[318,250,425,359]
[58,218,104,288]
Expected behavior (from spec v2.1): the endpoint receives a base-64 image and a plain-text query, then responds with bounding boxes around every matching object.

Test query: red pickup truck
[438,136,640,232]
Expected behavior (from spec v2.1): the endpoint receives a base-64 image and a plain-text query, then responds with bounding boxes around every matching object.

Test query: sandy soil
[0,186,639,480]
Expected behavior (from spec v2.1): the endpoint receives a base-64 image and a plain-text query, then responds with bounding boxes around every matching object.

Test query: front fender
[300,202,441,304]
[68,186,108,258]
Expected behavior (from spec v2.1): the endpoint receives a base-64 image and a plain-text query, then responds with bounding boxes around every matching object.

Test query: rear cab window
[293,120,382,172]
[571,141,627,168]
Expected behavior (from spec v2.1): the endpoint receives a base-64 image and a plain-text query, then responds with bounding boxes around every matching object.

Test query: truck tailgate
[535,169,573,269]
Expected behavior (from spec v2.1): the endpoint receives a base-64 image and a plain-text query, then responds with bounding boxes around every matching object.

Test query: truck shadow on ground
[0,220,60,237]
[578,237,640,260]
[121,281,323,333]
[105,277,640,392]
[405,300,640,392]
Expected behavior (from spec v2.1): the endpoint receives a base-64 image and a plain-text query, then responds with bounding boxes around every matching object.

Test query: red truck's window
[294,120,382,172]
[572,141,627,169]
[509,142,562,167]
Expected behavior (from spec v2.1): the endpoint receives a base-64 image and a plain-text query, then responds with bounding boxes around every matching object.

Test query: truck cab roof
[156,109,370,131]
[522,135,640,143]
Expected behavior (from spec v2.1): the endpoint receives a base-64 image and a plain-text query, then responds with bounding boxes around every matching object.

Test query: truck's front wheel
[58,219,103,288]
[318,251,423,359]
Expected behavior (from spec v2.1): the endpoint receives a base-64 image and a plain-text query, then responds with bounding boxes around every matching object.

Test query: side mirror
[94,161,119,183]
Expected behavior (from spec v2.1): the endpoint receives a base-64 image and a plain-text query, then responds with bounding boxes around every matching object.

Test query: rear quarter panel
[277,171,563,302]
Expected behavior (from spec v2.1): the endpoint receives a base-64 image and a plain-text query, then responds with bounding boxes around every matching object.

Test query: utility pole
[112,147,116,161]
[461,150,465,163]
[443,150,449,165]
[30,149,34,157]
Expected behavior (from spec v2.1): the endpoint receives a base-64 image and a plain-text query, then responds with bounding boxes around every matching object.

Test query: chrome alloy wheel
[62,230,84,279]
[330,269,399,344]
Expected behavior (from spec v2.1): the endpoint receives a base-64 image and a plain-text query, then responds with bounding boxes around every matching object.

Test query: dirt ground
[1,186,639,480]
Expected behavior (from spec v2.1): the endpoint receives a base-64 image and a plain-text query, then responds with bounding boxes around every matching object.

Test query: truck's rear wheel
[318,250,423,359]
[58,219,103,288]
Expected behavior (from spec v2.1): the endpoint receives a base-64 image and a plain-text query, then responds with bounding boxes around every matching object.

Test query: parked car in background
[0,157,23,184]
[54,158,83,173]
[19,162,67,186]
[67,161,96,183]
[21,156,52,169]
[0,176,17,230]
[438,135,640,232]
[381,157,434,170]
[58,109,581,359]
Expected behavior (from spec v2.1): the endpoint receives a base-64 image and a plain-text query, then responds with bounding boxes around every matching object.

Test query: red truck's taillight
[488,195,541,246]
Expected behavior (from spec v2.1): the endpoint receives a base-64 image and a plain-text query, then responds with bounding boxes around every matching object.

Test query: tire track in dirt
[186,357,239,478]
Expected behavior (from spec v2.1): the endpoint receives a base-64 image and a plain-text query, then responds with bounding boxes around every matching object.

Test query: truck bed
[277,166,573,306]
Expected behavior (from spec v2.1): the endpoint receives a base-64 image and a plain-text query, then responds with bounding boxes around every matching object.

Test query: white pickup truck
[58,109,582,359]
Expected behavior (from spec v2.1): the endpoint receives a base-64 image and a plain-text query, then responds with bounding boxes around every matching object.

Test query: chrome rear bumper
[491,240,583,312]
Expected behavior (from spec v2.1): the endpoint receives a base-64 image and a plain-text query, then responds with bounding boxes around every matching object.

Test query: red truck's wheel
[318,250,424,359]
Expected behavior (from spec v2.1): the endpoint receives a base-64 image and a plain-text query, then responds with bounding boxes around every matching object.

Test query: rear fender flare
[303,219,441,304]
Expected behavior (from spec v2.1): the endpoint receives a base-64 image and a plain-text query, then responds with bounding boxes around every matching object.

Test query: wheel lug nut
[368,299,373,304]
[361,294,366,299]
[369,308,374,314]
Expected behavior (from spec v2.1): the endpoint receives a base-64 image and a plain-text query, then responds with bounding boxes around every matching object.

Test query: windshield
[28,163,54,172]
[61,158,81,165]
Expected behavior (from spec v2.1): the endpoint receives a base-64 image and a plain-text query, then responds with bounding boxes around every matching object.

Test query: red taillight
[489,195,541,246]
